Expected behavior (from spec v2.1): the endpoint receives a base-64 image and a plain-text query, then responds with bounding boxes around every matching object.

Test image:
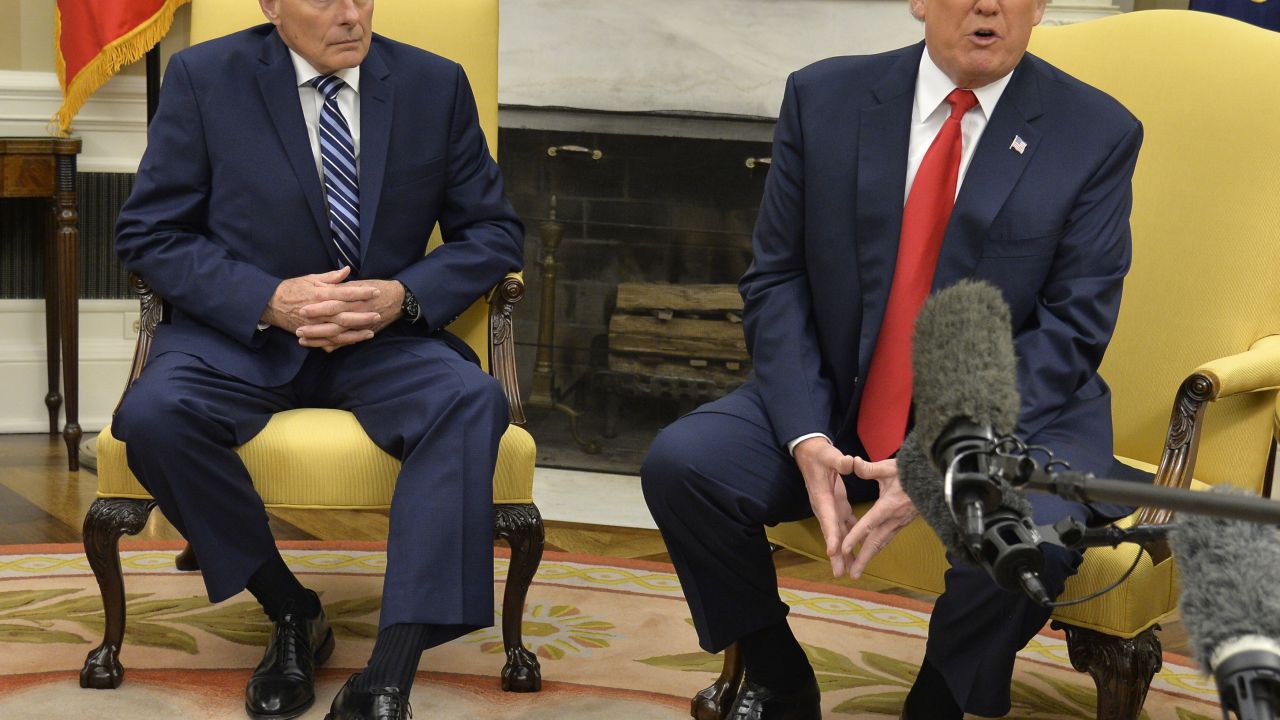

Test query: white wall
[0,301,137,434]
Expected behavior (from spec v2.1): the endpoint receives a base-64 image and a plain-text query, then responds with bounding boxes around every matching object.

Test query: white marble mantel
[499,0,1122,121]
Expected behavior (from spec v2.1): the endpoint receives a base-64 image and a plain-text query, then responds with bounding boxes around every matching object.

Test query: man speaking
[641,0,1143,716]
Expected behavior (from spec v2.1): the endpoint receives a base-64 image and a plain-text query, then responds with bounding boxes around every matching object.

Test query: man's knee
[114,380,202,449]
[458,371,508,428]
[641,420,706,512]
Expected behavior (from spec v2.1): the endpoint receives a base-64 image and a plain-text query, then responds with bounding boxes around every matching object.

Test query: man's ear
[909,0,927,22]
[259,0,281,25]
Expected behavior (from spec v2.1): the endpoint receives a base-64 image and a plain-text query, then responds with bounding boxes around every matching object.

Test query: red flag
[54,0,191,134]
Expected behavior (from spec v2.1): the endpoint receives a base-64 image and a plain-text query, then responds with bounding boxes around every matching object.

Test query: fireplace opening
[498,118,772,474]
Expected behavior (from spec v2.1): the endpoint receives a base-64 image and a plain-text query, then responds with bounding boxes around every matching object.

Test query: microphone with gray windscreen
[895,280,1048,604]
[1170,489,1280,720]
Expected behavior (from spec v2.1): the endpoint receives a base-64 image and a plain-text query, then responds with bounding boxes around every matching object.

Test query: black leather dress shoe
[728,674,822,720]
[326,674,412,720]
[244,605,334,720]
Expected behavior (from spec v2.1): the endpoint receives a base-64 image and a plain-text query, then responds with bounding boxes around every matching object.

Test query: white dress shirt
[785,49,1015,457]
[904,49,1012,203]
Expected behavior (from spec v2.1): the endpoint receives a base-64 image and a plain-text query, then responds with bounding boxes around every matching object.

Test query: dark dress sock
[245,552,317,621]
[740,619,813,692]
[354,623,432,695]
[904,656,963,719]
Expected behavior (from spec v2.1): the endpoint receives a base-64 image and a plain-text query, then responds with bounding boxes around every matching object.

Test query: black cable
[1044,540,1147,608]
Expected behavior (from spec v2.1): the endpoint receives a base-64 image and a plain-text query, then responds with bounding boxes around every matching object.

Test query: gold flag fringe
[53,0,192,136]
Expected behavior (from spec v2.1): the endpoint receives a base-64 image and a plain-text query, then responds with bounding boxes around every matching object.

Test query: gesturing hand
[840,457,918,579]
[793,437,857,577]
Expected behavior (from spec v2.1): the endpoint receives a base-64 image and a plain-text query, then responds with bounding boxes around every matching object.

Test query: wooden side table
[0,137,83,471]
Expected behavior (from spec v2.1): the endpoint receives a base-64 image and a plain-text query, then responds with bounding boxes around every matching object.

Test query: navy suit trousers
[113,332,507,648]
[641,384,1095,716]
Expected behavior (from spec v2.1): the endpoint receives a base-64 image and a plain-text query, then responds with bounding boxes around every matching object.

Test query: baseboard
[0,299,137,433]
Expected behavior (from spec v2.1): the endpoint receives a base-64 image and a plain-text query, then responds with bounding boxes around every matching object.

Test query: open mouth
[970,29,999,44]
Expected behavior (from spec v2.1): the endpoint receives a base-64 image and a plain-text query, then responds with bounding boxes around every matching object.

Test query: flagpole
[145,46,160,125]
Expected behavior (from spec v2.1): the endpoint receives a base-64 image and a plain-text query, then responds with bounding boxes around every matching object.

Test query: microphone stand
[1014,469,1280,526]
[1040,517,1172,550]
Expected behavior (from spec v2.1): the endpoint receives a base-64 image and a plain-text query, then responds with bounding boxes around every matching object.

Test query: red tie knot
[946,89,979,120]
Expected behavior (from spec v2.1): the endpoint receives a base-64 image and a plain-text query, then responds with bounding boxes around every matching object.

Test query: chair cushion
[96,408,535,507]
[766,456,1188,638]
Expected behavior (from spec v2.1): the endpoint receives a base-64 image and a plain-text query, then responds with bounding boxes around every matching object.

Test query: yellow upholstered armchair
[695,11,1280,720]
[80,0,544,696]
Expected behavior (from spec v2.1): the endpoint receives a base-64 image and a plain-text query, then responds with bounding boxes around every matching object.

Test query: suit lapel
[256,33,333,260]
[932,57,1043,290]
[357,44,392,269]
[854,44,920,379]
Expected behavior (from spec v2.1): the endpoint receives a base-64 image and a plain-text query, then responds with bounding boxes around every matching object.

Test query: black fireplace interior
[499,122,772,473]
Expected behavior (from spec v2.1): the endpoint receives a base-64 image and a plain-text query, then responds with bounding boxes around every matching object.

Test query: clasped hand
[260,266,404,350]
[793,437,919,579]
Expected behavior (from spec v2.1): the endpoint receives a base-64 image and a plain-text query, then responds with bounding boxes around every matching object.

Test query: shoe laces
[273,612,310,668]
[729,681,766,720]
[373,687,412,719]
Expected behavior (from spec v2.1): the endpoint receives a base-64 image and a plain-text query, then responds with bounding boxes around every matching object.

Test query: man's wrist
[788,433,831,457]
[398,281,422,324]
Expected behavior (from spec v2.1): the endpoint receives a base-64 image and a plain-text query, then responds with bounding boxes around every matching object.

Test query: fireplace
[497,112,773,473]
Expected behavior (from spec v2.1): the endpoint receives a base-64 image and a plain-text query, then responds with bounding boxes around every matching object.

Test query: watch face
[402,291,420,323]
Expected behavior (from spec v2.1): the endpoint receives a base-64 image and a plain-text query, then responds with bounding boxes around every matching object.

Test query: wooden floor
[0,432,1187,656]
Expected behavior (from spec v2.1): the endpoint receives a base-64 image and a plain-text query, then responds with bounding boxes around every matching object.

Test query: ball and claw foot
[502,645,542,692]
[80,642,124,689]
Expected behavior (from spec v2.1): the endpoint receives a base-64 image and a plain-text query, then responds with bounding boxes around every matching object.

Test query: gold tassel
[53,0,193,136]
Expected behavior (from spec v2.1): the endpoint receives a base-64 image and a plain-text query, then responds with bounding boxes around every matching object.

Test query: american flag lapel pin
[1010,135,1027,154]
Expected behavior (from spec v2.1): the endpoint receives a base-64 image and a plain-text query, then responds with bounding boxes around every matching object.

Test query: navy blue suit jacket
[739,43,1142,486]
[116,25,523,387]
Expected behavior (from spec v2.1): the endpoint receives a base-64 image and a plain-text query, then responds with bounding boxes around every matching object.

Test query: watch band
[399,282,422,324]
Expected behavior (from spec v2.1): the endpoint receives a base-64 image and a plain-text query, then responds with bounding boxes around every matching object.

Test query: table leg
[43,202,62,436]
[54,155,80,471]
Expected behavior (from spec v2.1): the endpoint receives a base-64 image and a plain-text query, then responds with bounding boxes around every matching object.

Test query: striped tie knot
[309,74,345,101]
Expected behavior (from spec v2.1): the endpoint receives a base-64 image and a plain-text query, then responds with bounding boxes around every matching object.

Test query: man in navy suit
[112,1,522,718]
[642,0,1142,717]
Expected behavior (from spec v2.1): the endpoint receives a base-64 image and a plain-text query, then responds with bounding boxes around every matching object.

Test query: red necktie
[857,88,979,461]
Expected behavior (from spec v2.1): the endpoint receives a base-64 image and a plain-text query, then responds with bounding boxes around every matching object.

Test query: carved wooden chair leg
[80,497,156,689]
[1052,621,1162,720]
[494,502,545,692]
[175,542,200,571]
[692,642,744,720]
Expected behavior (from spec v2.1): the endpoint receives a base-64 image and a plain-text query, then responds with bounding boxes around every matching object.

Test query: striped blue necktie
[309,75,361,272]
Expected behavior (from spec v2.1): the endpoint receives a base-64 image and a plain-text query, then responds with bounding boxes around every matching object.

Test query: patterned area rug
[0,542,1220,719]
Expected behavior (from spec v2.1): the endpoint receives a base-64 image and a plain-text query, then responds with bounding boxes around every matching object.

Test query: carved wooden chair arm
[1275,386,1280,443]
[489,272,527,425]
[1137,334,1280,526]
[113,274,162,415]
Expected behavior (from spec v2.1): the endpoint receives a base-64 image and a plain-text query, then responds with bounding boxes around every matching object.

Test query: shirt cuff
[787,433,831,456]
[256,322,270,331]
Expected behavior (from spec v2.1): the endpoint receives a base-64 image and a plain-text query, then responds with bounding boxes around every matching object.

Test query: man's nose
[335,0,361,24]
[973,0,1000,16]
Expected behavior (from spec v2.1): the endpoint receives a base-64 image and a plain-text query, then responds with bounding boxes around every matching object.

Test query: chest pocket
[982,221,1062,259]
[385,155,446,190]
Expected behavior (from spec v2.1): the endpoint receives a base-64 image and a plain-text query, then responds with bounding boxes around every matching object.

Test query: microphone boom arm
[1022,470,1280,527]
